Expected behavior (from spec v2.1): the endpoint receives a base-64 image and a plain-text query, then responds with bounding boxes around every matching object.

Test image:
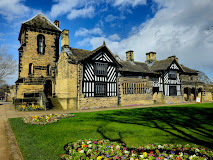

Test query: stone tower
[16,13,62,102]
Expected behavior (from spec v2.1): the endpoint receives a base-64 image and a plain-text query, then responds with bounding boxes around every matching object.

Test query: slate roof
[180,65,198,74]
[22,12,62,32]
[19,13,62,40]
[63,44,120,66]
[150,58,174,71]
[119,61,154,74]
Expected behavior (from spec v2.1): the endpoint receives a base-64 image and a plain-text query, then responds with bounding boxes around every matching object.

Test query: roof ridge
[22,12,62,32]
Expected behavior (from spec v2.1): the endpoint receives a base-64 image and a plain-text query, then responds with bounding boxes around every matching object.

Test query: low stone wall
[164,95,184,104]
[120,94,153,106]
[78,96,118,109]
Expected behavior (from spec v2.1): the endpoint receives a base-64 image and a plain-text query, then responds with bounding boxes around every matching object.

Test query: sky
[0,0,213,85]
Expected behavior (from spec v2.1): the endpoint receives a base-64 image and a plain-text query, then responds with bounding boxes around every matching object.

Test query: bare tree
[0,46,17,84]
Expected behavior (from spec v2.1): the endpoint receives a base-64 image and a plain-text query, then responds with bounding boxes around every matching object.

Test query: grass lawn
[9,103,213,160]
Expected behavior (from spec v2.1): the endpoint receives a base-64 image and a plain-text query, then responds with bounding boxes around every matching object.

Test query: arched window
[47,65,51,76]
[29,63,34,75]
[37,34,45,55]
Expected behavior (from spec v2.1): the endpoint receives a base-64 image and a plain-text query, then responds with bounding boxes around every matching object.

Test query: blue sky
[0,0,213,85]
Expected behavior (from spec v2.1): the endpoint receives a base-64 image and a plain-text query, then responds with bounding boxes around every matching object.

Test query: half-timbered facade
[14,13,210,110]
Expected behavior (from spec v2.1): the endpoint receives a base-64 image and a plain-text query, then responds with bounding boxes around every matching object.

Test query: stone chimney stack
[146,52,156,64]
[54,20,59,27]
[61,29,69,48]
[126,50,134,62]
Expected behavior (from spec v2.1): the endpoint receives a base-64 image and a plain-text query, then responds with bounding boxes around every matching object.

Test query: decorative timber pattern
[83,52,117,97]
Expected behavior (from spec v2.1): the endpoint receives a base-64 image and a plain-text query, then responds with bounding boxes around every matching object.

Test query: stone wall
[55,51,78,110]
[119,77,153,106]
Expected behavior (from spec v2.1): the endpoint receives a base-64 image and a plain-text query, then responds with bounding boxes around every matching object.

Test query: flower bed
[16,104,45,111]
[22,113,75,125]
[59,139,213,160]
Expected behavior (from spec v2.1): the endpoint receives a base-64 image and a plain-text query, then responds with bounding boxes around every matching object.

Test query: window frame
[37,34,45,55]
[94,82,107,97]
[28,63,34,75]
[94,62,108,76]
[169,70,177,80]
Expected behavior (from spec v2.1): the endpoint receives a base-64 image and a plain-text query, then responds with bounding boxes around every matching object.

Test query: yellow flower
[97,156,102,160]
[143,152,147,157]
[155,149,160,154]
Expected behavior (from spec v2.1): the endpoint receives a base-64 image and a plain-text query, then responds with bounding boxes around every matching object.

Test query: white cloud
[83,0,213,80]
[75,27,103,37]
[105,14,117,22]
[109,34,120,41]
[113,0,147,7]
[67,6,95,20]
[0,0,30,21]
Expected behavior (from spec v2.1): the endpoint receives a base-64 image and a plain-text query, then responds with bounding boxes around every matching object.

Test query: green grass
[9,103,213,160]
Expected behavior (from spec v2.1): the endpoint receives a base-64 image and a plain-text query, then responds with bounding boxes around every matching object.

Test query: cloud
[105,14,117,22]
[113,0,147,7]
[67,6,95,20]
[75,27,103,37]
[0,0,30,21]
[109,34,120,41]
[83,0,213,80]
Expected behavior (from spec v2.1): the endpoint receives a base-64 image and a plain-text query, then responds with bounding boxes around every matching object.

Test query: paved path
[0,101,208,160]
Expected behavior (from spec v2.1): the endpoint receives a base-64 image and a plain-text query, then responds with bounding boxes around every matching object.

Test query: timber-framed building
[14,13,211,110]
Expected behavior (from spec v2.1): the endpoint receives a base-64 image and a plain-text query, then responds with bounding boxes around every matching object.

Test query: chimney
[126,50,134,62]
[61,29,69,48]
[54,20,59,27]
[146,52,156,64]
[168,55,178,62]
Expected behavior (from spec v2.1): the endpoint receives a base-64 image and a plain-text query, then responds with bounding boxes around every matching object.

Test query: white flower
[132,153,136,157]
[170,155,173,158]
[87,149,92,153]
[139,155,144,158]
[158,145,164,149]
[179,152,183,157]
[82,142,85,144]
[130,158,134,160]
[147,146,150,149]
[195,149,200,153]
[87,141,91,144]
[111,149,114,151]
[79,150,84,153]
[124,150,129,154]
[116,145,120,149]
[88,144,92,148]
[189,155,196,160]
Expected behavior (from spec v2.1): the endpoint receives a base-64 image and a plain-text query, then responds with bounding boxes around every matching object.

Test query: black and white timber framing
[152,62,182,96]
[163,62,181,96]
[82,51,118,97]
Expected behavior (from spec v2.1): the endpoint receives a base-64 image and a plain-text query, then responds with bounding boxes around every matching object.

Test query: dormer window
[169,70,177,79]
[37,34,45,55]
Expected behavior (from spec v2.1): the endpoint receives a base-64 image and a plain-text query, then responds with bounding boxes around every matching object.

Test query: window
[29,63,34,75]
[190,76,193,81]
[169,86,177,96]
[37,34,45,55]
[95,82,106,97]
[169,70,177,79]
[47,65,51,76]
[95,62,108,76]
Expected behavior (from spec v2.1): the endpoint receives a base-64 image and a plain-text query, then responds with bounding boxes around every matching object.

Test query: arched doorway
[44,80,52,98]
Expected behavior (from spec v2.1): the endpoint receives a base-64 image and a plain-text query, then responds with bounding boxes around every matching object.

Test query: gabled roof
[180,65,198,74]
[150,58,174,71]
[119,61,154,74]
[19,12,62,40]
[22,12,62,32]
[63,44,120,66]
